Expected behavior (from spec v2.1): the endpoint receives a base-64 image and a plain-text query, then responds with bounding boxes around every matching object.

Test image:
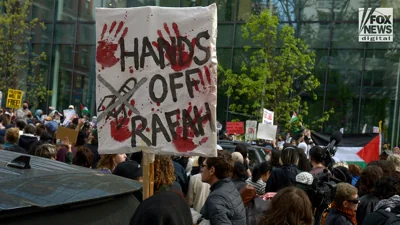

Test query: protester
[130,191,193,225]
[154,155,182,193]
[246,161,272,195]
[18,124,38,152]
[97,153,127,173]
[356,165,384,224]
[348,164,362,186]
[361,176,400,225]
[266,146,301,192]
[200,150,246,225]
[297,147,311,172]
[113,160,144,202]
[323,183,359,225]
[1,127,26,153]
[72,146,94,168]
[187,156,210,213]
[33,143,57,160]
[259,186,313,225]
[232,162,248,192]
[309,146,326,176]
[235,144,251,176]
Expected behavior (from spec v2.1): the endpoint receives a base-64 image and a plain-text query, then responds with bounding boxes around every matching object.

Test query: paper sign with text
[245,120,257,141]
[257,123,277,141]
[262,109,274,124]
[95,5,218,156]
[6,89,23,109]
[226,122,245,134]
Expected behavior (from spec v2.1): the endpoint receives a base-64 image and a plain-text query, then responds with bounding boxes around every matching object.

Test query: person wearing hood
[361,176,400,225]
[34,109,43,122]
[130,191,193,225]
[18,125,38,152]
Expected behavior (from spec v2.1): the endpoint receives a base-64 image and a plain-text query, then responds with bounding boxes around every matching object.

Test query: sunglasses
[347,198,360,204]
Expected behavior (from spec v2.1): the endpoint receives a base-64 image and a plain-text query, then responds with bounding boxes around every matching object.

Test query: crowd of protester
[4,103,400,225]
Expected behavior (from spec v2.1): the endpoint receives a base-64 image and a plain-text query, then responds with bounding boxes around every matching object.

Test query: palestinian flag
[311,132,381,168]
[80,103,90,116]
[290,112,298,124]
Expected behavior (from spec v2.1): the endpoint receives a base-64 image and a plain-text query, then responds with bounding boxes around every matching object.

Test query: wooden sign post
[142,152,155,200]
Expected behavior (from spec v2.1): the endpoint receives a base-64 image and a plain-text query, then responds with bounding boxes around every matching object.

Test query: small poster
[226,122,245,134]
[6,89,23,109]
[245,120,257,141]
[262,109,274,124]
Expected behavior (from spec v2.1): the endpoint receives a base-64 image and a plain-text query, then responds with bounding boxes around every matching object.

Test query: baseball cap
[68,105,74,109]
[113,160,143,180]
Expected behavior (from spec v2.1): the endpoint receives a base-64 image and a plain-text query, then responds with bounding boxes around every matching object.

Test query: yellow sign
[6,89,23,109]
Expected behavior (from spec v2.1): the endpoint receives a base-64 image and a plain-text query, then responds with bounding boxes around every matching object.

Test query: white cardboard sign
[257,123,277,141]
[245,120,257,141]
[262,108,274,124]
[95,5,218,156]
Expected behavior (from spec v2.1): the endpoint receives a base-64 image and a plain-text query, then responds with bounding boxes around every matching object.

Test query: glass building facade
[28,0,400,145]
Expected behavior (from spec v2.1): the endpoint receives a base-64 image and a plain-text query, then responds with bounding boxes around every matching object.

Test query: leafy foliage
[222,10,332,130]
[0,0,51,106]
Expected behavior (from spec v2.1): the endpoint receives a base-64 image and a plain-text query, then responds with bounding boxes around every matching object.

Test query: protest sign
[95,5,218,156]
[257,123,277,141]
[226,122,244,134]
[245,120,257,141]
[262,109,274,124]
[63,109,76,126]
[6,89,23,109]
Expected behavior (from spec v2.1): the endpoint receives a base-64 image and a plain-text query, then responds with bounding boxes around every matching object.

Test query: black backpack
[375,209,400,225]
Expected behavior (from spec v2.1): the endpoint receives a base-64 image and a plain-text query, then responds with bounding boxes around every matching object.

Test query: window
[81,49,87,66]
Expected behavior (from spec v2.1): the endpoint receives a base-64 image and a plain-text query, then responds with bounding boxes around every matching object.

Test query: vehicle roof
[0,150,141,212]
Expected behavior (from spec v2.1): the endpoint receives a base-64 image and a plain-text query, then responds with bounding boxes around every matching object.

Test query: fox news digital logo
[359,8,393,42]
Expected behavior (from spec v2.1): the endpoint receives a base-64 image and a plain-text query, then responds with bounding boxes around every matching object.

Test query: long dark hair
[252,161,272,182]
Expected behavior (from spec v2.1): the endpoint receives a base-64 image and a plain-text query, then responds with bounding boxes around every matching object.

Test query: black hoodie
[18,134,38,152]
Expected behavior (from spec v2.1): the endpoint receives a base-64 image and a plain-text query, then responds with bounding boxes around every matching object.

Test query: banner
[95,5,218,156]
[226,122,244,135]
[245,120,257,141]
[6,89,23,109]
[262,109,274,124]
[311,132,380,168]
[257,124,277,141]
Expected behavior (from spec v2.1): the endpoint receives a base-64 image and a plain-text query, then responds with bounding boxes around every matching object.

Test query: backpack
[375,209,400,225]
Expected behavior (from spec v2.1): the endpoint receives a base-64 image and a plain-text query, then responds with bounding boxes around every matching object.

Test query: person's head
[333,183,359,211]
[380,151,390,160]
[154,155,176,191]
[88,129,98,145]
[129,191,193,225]
[251,161,272,182]
[5,127,19,144]
[373,176,400,200]
[0,114,9,127]
[72,146,94,168]
[35,124,46,136]
[22,102,29,110]
[23,125,36,135]
[259,187,313,225]
[280,146,299,166]
[368,160,396,176]
[96,154,127,172]
[348,164,362,177]
[15,120,26,131]
[33,143,57,160]
[232,162,248,181]
[270,149,281,167]
[297,148,311,172]
[201,150,233,185]
[309,146,324,166]
[332,166,353,184]
[231,152,244,164]
[75,131,85,147]
[387,154,400,172]
[235,144,248,159]
[358,165,383,195]
[113,160,143,182]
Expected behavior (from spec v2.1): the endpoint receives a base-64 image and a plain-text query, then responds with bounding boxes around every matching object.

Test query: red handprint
[152,22,196,72]
[96,21,128,69]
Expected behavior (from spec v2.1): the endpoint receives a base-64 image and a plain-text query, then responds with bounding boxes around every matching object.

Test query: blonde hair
[388,154,400,172]
[97,154,117,172]
[231,152,244,164]
[334,183,358,206]
[333,161,349,169]
[5,128,20,143]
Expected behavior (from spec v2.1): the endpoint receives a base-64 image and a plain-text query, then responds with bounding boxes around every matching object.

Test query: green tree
[222,9,332,131]
[0,0,51,107]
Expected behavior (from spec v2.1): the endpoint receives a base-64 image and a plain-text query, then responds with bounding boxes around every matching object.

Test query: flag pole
[142,152,155,200]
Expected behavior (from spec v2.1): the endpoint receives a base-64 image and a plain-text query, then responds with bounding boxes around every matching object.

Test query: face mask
[265,154,271,162]
[23,106,28,110]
